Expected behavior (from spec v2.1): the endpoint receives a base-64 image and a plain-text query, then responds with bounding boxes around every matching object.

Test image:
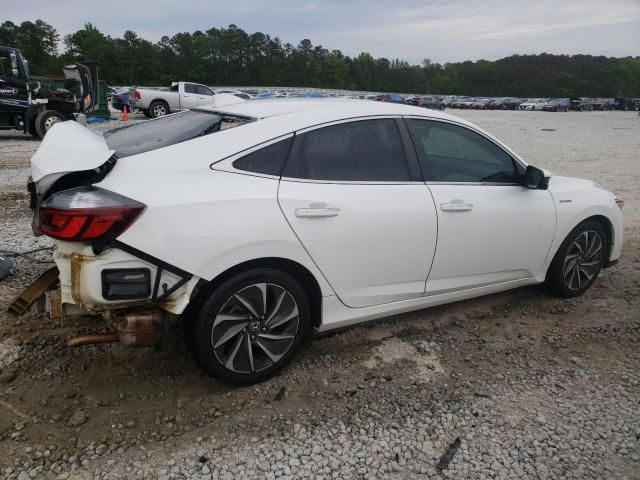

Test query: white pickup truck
[131,82,242,118]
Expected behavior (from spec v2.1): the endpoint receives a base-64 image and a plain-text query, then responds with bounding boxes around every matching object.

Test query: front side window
[233,137,293,176]
[284,119,412,182]
[407,119,519,183]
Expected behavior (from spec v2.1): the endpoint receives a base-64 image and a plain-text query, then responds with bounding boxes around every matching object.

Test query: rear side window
[233,137,293,176]
[283,119,411,182]
[196,85,214,96]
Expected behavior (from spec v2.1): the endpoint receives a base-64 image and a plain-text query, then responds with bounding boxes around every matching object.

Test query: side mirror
[523,165,549,190]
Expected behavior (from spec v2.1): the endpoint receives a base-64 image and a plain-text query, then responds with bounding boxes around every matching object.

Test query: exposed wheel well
[183,258,323,329]
[588,215,614,266]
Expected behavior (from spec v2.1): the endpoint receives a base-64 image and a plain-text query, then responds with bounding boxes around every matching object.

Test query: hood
[547,175,600,194]
[63,61,99,112]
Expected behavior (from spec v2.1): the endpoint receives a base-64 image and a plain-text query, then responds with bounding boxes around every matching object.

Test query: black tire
[35,110,65,138]
[149,100,169,118]
[190,268,310,385]
[28,119,39,138]
[142,109,151,118]
[439,104,445,110]
[546,220,606,298]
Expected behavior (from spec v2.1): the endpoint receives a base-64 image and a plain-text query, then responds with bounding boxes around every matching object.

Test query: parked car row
[109,82,640,117]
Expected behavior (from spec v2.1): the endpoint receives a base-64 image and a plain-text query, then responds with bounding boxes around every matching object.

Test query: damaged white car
[28,99,624,384]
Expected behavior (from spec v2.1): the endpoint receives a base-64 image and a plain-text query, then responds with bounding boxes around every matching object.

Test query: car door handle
[295,207,340,218]
[440,200,474,212]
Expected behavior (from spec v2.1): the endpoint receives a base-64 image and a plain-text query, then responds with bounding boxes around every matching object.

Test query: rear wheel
[149,100,169,118]
[546,220,606,297]
[142,109,151,118]
[190,268,310,385]
[35,110,64,138]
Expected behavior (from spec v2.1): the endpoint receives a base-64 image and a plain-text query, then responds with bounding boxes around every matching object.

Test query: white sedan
[29,99,623,384]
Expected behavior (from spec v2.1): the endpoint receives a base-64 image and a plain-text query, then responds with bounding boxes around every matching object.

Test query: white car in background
[213,89,254,100]
[519,98,548,110]
[29,99,623,384]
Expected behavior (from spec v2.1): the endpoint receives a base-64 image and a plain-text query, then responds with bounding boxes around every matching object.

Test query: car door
[278,117,438,308]
[405,118,556,295]
[195,84,216,107]
[180,83,199,109]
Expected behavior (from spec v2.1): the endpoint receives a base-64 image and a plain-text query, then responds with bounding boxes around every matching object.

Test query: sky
[3,0,639,63]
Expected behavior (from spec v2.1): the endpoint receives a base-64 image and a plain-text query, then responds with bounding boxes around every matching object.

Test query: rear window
[104,110,227,158]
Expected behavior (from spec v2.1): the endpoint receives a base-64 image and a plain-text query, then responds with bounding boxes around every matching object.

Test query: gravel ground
[0,110,638,480]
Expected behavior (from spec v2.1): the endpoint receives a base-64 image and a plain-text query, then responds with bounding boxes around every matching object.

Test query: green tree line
[1,19,639,97]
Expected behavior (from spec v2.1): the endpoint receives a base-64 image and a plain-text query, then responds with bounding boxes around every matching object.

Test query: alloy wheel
[210,283,299,374]
[153,104,166,117]
[562,230,603,291]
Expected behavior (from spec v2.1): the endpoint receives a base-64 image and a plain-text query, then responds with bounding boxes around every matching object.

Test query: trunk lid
[29,121,115,233]
[29,110,227,224]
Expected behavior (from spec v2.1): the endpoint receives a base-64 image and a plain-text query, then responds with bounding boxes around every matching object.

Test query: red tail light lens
[134,89,141,100]
[39,187,145,242]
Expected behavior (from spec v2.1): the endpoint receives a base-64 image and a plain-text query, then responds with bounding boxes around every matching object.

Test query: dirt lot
[0,110,639,480]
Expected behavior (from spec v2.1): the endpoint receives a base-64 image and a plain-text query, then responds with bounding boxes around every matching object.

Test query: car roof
[202,98,455,123]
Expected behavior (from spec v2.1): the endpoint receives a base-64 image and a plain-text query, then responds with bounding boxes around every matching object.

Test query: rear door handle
[440,200,474,212]
[295,207,340,218]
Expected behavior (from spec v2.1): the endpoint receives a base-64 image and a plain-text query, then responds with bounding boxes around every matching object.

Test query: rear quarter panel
[97,147,335,296]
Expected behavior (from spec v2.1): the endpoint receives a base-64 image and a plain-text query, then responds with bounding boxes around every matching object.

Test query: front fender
[540,184,623,279]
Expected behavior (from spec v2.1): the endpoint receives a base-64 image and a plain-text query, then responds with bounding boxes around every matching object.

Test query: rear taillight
[134,89,141,100]
[39,187,145,242]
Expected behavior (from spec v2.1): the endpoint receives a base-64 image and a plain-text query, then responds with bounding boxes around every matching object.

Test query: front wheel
[190,269,310,385]
[546,221,606,297]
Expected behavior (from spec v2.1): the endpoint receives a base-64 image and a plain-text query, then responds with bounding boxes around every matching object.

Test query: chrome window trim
[279,178,426,186]
[424,181,522,187]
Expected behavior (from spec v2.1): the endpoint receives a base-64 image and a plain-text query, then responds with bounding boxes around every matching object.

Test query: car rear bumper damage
[50,241,200,347]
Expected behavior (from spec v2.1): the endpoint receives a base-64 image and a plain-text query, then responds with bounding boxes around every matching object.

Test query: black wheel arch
[183,257,323,330]
[589,215,614,267]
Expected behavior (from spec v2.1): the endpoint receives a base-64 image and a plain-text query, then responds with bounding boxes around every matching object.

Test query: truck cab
[0,47,32,130]
[0,45,99,138]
